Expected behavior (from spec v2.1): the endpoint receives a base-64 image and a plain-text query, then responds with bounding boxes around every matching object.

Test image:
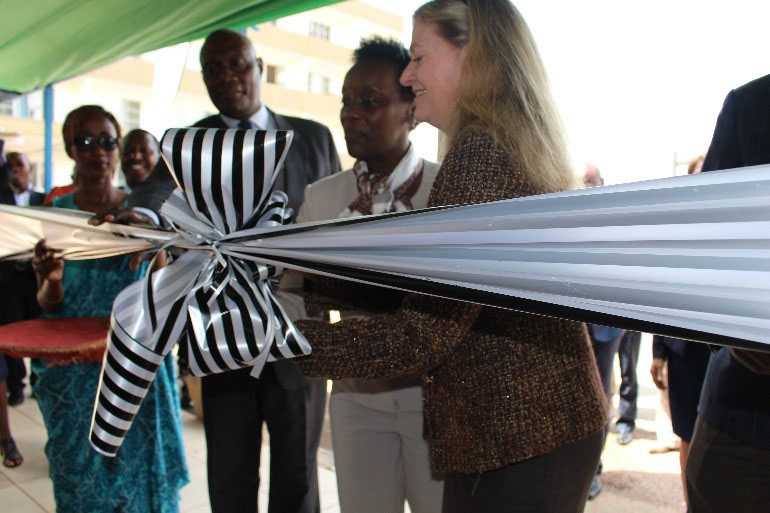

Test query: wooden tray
[0,317,109,364]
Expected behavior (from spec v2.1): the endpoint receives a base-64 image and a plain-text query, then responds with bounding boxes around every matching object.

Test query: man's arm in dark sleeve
[126,159,177,224]
[701,88,770,367]
[701,90,742,173]
[652,335,667,359]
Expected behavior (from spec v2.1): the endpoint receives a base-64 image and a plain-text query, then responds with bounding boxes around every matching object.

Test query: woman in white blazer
[293,37,442,513]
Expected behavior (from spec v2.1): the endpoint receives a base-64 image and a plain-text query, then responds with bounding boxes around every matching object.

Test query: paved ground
[1,335,685,512]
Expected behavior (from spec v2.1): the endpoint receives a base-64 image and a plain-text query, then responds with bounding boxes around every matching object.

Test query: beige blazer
[278,155,439,314]
[283,155,440,401]
[296,159,440,224]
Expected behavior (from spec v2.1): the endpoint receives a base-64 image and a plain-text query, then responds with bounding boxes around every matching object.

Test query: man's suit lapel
[268,109,297,205]
[0,189,16,206]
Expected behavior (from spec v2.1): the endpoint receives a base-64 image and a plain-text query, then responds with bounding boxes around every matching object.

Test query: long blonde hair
[415,0,573,192]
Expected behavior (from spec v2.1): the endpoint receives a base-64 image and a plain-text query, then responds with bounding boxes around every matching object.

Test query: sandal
[1,437,23,468]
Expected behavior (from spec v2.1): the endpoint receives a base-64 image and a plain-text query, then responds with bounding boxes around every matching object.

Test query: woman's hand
[33,239,65,311]
[32,239,64,283]
[650,357,667,390]
[88,208,155,227]
[129,249,168,272]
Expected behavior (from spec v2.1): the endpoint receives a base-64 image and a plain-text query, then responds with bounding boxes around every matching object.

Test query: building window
[309,21,330,41]
[307,73,332,95]
[0,99,13,116]
[266,64,280,84]
[122,100,141,132]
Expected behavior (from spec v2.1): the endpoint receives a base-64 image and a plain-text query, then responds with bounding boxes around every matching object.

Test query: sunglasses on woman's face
[73,134,119,152]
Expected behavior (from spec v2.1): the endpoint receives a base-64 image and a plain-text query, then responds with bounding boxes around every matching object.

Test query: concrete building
[0,0,437,189]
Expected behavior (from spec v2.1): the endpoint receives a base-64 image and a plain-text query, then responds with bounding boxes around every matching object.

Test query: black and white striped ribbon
[90,128,310,457]
[85,127,770,456]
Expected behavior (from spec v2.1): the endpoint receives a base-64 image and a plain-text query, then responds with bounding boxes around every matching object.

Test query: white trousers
[330,387,443,513]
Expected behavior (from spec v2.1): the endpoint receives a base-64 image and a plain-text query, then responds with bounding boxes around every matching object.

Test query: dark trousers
[591,332,624,474]
[300,378,327,513]
[443,429,604,513]
[616,331,641,428]
[5,356,26,394]
[0,263,38,394]
[591,334,623,410]
[687,416,770,513]
[203,366,308,513]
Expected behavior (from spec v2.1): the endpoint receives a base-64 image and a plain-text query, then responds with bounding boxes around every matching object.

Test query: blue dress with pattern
[32,194,189,513]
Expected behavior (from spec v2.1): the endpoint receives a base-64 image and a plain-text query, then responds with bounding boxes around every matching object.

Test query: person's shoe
[649,440,680,454]
[180,398,195,413]
[616,422,634,445]
[588,476,602,500]
[7,390,24,407]
[1,437,23,468]
[179,382,194,412]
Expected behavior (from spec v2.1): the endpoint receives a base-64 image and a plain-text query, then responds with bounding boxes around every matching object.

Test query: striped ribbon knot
[90,128,312,457]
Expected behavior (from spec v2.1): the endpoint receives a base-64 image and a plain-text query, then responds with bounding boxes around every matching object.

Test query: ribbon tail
[89,252,206,456]
[89,284,169,457]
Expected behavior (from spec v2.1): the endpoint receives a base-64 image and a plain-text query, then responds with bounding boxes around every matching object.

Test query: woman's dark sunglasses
[73,134,119,152]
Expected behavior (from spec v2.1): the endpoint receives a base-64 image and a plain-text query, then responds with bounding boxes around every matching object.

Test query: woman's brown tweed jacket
[297,127,607,475]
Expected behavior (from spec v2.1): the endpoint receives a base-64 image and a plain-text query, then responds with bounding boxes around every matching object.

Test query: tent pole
[43,83,53,192]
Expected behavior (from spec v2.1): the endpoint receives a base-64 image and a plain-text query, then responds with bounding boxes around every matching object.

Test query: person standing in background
[0,152,44,207]
[685,74,770,513]
[585,322,625,500]
[0,152,45,408]
[614,330,641,445]
[0,151,39,467]
[649,154,710,504]
[581,164,625,500]
[122,29,341,513]
[120,128,160,189]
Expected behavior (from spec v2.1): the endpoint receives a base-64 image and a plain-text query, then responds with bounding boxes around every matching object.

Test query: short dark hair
[5,151,23,162]
[353,37,413,100]
[123,129,159,151]
[200,29,254,66]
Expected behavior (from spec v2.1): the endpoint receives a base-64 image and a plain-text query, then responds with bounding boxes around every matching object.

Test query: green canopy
[0,0,343,93]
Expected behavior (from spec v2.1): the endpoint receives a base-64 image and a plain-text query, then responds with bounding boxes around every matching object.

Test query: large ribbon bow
[85,127,770,456]
[90,128,310,457]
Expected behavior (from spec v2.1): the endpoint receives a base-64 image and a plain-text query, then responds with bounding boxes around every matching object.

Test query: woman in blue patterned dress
[32,105,188,513]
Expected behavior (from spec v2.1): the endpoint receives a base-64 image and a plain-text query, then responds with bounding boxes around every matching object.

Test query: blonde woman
[297,2,607,512]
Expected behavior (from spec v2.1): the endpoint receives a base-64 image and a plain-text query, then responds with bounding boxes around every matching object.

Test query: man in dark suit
[130,29,340,513]
[0,152,45,405]
[685,74,770,513]
[0,152,45,206]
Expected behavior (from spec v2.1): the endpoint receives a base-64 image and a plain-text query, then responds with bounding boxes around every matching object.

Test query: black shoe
[180,398,194,412]
[7,390,24,407]
[179,381,193,411]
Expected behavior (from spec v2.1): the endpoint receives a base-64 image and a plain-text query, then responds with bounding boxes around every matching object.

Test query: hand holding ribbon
[2,128,769,457]
[90,128,310,456]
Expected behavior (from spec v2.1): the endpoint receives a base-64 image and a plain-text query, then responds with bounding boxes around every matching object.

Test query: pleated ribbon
[90,128,311,457]
[73,127,770,456]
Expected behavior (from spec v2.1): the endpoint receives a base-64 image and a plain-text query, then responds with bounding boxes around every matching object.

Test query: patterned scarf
[340,150,425,218]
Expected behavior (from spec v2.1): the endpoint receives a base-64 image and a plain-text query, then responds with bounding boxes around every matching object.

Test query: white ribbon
[90,128,310,457]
